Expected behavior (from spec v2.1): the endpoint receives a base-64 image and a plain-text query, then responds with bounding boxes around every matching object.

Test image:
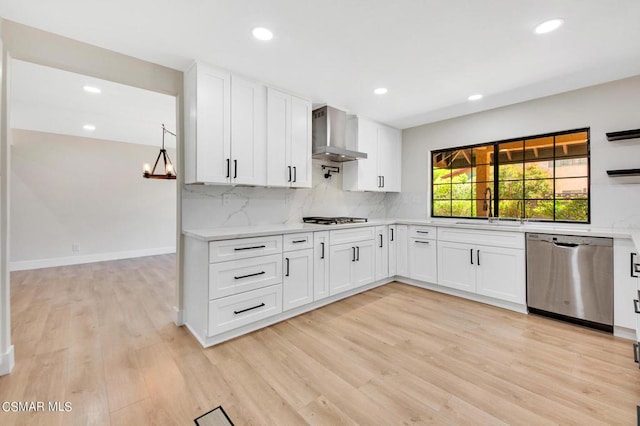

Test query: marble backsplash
[182,160,389,230]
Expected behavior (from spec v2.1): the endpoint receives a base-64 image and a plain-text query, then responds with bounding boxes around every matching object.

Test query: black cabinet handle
[234,245,266,251]
[288,166,292,182]
[390,228,394,241]
[285,258,290,277]
[320,242,325,259]
[226,158,230,178]
[234,159,238,178]
[378,176,381,188]
[293,166,297,182]
[379,234,383,248]
[632,253,639,278]
[356,246,360,261]
[234,303,265,315]
[415,240,430,244]
[234,271,265,280]
[634,343,639,363]
[470,248,474,265]
[477,249,480,266]
[634,299,640,314]
[352,247,356,262]
[292,239,307,244]
[416,230,430,234]
[382,176,385,188]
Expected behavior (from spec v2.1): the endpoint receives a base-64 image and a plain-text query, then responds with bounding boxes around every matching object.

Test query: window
[431,128,590,223]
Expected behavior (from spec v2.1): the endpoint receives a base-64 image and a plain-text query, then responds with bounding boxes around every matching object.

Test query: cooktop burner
[303,217,368,225]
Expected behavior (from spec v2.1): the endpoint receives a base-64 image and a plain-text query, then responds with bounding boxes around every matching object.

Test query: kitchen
[1,1,640,425]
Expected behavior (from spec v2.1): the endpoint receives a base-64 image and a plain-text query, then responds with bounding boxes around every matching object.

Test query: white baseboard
[614,326,636,341]
[10,247,176,271]
[0,345,14,376]
[173,306,184,326]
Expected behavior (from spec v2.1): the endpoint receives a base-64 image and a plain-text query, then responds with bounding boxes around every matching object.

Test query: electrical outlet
[72,244,79,252]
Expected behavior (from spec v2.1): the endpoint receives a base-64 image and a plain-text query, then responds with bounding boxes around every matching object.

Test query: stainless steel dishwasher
[526,233,613,332]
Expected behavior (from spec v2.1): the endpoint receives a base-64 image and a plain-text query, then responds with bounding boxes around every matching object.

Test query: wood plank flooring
[2,254,639,425]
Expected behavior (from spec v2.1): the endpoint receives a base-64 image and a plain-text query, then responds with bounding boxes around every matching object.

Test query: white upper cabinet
[184,63,231,184]
[267,88,312,188]
[343,117,401,192]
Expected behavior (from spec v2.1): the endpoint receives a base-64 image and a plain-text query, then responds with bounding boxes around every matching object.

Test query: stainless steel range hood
[312,106,367,162]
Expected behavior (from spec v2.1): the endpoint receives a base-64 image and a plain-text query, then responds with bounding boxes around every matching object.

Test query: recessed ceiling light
[83,124,96,131]
[534,19,564,34]
[374,88,388,95]
[83,85,101,94]
[252,27,273,41]
[468,94,483,101]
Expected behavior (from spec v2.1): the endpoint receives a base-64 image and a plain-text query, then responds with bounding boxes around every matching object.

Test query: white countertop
[184,218,637,246]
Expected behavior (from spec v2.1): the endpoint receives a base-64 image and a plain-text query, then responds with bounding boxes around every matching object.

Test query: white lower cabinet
[408,237,438,284]
[375,226,389,281]
[283,248,314,311]
[208,284,282,335]
[329,232,375,296]
[388,225,397,276]
[614,238,639,332]
[437,229,525,305]
[313,231,330,302]
[396,225,409,276]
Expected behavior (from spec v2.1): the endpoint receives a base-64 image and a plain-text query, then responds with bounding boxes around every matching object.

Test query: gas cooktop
[302,217,368,225]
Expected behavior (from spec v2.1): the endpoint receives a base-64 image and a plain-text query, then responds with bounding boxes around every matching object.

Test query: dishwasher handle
[553,241,579,248]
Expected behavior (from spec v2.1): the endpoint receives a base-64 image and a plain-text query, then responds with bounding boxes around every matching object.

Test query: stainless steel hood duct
[312,106,367,162]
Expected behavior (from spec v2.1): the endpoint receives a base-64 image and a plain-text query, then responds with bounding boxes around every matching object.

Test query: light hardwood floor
[2,254,639,425]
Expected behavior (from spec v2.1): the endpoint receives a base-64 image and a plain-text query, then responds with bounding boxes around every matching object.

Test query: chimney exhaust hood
[312,106,367,162]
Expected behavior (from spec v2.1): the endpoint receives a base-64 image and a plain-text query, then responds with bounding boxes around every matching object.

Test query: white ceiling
[1,0,640,129]
[10,60,176,148]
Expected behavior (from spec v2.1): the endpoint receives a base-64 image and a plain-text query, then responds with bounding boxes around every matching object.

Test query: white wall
[182,160,388,230]
[9,129,176,269]
[388,75,640,231]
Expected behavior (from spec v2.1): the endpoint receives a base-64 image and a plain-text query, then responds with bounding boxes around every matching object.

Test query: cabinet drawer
[209,235,283,263]
[409,225,437,240]
[437,227,524,249]
[283,232,313,252]
[209,254,282,299]
[330,226,375,245]
[208,284,282,336]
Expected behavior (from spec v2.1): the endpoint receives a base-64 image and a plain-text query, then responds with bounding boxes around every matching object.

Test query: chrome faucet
[483,187,493,218]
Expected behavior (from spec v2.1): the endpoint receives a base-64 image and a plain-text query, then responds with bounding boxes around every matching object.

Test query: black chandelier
[143,124,176,179]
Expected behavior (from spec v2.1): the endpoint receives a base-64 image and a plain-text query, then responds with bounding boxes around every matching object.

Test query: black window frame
[430,127,591,224]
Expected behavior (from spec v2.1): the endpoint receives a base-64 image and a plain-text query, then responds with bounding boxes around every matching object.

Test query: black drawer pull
[234,245,266,251]
[415,240,430,244]
[634,343,639,363]
[292,239,307,243]
[379,234,383,248]
[356,246,360,261]
[632,253,639,278]
[320,242,325,259]
[285,258,290,277]
[234,271,265,280]
[352,247,356,262]
[390,228,394,241]
[234,303,265,315]
[470,248,474,265]
[634,299,640,314]
[416,230,430,234]
[477,249,480,266]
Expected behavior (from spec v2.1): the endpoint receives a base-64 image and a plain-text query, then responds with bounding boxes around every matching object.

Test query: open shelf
[606,129,640,142]
[606,168,640,177]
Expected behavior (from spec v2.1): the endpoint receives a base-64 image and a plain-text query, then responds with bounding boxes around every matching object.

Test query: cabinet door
[195,64,231,184]
[388,225,397,276]
[437,241,475,292]
[378,125,402,192]
[408,238,437,283]
[330,243,355,296]
[357,118,380,191]
[290,96,312,188]
[353,239,376,287]
[614,238,639,330]
[283,249,314,311]
[475,245,525,304]
[231,76,266,186]
[313,231,330,301]
[396,225,409,276]
[375,226,389,280]
[266,88,291,187]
